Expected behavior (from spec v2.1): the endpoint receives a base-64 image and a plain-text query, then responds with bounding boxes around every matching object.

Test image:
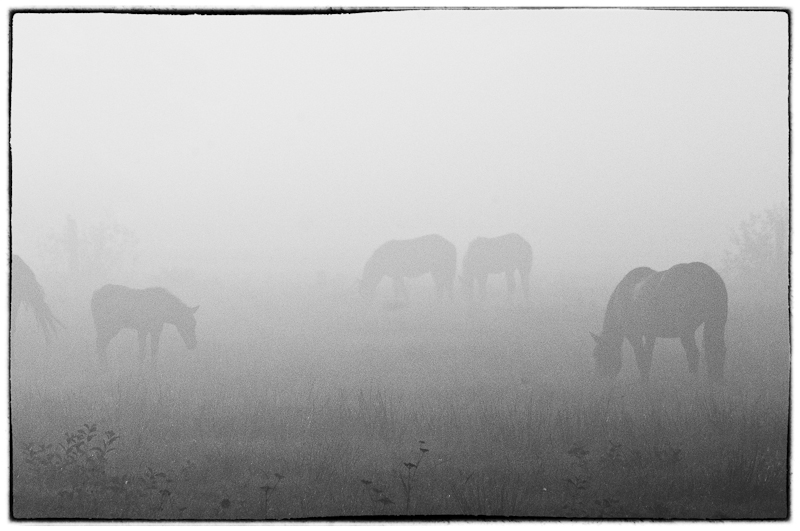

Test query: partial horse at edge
[11,254,63,343]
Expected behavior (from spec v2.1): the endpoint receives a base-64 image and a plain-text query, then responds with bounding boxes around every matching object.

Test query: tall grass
[10,294,789,519]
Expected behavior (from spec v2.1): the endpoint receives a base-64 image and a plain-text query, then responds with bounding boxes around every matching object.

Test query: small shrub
[20,423,119,495]
[359,478,395,512]
[16,423,182,519]
[395,441,429,514]
[259,472,284,518]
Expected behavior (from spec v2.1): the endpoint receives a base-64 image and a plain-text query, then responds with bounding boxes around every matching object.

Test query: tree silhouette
[40,215,139,284]
[723,204,789,377]
[724,204,788,305]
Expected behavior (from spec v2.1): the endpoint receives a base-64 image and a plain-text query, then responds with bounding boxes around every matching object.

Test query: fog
[11,10,787,283]
[8,9,790,519]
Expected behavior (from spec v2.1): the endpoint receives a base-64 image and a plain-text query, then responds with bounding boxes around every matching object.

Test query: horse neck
[601,329,625,352]
[362,260,384,291]
[600,301,626,348]
[151,291,184,323]
[166,299,189,324]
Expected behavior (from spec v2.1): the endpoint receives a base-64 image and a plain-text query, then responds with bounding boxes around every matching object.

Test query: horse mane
[12,255,43,298]
[362,250,385,286]
[601,266,655,334]
[99,284,189,310]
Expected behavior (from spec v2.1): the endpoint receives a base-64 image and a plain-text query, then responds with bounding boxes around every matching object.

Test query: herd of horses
[9,233,729,382]
[359,233,533,302]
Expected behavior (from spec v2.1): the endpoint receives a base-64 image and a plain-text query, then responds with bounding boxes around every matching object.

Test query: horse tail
[32,296,64,344]
[521,236,533,273]
[11,256,64,344]
[519,236,533,282]
[444,238,457,296]
[702,266,729,382]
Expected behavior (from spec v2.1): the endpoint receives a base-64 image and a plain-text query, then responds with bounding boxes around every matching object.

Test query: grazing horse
[360,234,457,300]
[10,254,63,343]
[591,262,728,382]
[91,284,198,366]
[460,233,532,302]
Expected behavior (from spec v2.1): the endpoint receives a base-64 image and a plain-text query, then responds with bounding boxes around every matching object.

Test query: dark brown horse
[591,262,728,382]
[91,284,198,366]
[460,233,532,302]
[360,234,457,300]
[11,254,63,343]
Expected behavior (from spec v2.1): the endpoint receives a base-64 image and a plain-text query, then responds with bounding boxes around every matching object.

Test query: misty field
[10,281,789,520]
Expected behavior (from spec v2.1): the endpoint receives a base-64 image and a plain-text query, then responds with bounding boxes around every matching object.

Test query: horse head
[177,305,199,350]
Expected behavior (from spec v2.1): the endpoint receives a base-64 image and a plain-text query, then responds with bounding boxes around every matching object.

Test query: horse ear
[590,332,601,343]
[190,305,199,314]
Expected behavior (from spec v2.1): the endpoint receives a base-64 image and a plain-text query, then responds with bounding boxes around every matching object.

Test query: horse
[591,262,728,382]
[91,284,198,366]
[460,233,532,302]
[360,234,457,301]
[10,254,63,343]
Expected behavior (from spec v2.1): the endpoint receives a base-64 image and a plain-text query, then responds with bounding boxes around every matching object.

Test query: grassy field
[10,287,790,520]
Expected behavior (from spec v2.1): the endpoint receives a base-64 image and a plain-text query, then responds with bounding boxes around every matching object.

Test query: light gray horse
[460,233,532,302]
[91,284,198,366]
[360,234,457,301]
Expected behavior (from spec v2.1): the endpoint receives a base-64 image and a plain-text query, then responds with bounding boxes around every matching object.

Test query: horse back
[659,262,727,319]
[601,267,656,333]
[91,284,173,331]
[371,234,456,278]
[627,262,727,336]
[463,233,532,275]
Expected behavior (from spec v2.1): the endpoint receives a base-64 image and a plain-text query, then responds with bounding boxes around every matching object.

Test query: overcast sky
[10,9,788,281]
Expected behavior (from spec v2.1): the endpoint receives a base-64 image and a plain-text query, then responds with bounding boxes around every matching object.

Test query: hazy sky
[10,9,788,281]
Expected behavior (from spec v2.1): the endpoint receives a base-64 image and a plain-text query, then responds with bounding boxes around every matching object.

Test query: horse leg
[632,335,654,382]
[138,330,148,363]
[505,270,516,302]
[478,274,488,301]
[703,320,727,382]
[643,335,656,376]
[680,332,700,374]
[442,277,453,300]
[432,274,445,300]
[393,277,408,300]
[150,326,163,364]
[96,332,113,369]
[10,297,20,337]
[520,269,531,302]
